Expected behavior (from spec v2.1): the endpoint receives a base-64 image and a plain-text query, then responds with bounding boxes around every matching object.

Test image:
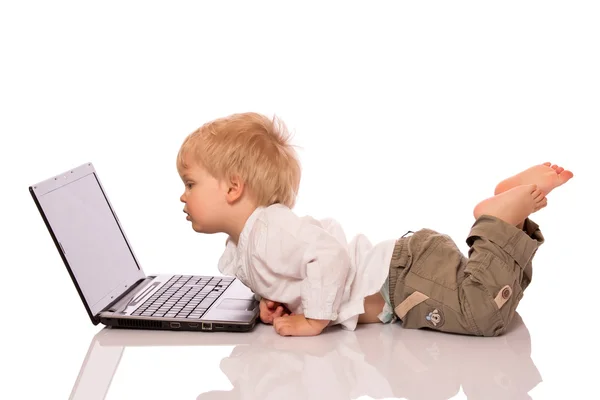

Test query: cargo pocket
[396,293,475,335]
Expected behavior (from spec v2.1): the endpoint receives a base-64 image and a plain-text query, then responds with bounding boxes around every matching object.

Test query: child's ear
[225,175,244,204]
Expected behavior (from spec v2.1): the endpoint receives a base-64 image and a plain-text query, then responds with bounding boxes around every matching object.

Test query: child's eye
[186,183,194,189]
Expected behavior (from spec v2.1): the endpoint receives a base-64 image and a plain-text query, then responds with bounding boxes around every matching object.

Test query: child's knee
[461,278,523,337]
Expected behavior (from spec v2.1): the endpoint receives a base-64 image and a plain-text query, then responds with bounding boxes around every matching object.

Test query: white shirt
[218,204,396,331]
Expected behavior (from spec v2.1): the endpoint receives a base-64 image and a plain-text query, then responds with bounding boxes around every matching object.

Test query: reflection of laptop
[29,162,259,332]
[70,327,262,400]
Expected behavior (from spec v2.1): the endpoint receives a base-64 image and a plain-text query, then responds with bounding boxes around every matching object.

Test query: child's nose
[180,193,186,203]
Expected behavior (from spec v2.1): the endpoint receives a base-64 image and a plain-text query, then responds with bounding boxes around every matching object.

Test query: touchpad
[217,299,255,311]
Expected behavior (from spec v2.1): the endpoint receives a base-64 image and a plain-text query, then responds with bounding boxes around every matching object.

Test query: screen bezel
[29,162,146,325]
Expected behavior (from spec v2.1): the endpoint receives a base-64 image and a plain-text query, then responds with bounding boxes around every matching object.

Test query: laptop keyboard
[131,275,235,319]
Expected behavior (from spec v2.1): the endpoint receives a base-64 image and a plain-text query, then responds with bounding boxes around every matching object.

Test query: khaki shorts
[388,215,544,337]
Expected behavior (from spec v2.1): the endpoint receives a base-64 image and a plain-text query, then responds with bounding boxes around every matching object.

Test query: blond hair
[177,112,301,208]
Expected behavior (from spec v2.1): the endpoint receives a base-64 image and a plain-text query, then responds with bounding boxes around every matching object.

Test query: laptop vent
[117,319,162,329]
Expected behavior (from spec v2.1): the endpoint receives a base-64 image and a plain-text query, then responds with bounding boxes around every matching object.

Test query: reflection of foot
[494,162,574,196]
[474,185,547,226]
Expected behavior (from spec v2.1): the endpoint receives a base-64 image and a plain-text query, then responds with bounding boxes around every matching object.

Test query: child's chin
[191,224,204,233]
[192,224,216,234]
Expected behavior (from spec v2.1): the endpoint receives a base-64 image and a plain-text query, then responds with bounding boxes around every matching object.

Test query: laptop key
[199,298,216,309]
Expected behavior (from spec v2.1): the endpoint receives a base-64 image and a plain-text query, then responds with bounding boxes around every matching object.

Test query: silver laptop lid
[30,162,145,323]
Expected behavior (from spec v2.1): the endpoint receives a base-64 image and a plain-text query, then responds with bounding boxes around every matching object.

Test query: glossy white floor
[68,313,584,400]
[7,284,600,400]
[2,1,598,399]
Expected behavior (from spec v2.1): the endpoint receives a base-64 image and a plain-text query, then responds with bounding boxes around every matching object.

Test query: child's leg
[388,185,546,336]
[494,162,573,196]
[489,162,573,283]
[473,185,546,226]
[358,292,386,324]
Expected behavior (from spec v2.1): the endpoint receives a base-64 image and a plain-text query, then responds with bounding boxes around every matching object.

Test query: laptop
[29,162,260,332]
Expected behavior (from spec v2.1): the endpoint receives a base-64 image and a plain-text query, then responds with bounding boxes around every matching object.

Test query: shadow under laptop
[71,313,542,400]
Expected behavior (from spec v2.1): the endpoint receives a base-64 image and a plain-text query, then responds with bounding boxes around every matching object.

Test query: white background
[1,1,598,399]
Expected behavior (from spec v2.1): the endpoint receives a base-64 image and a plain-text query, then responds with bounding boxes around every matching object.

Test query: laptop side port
[214,324,225,329]
[188,323,199,329]
[202,322,212,331]
[170,322,181,328]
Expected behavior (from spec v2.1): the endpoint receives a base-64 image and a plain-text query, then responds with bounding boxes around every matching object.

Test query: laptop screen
[32,164,145,317]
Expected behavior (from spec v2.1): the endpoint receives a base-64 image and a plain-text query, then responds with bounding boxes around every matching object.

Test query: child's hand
[273,314,330,337]
[259,298,290,324]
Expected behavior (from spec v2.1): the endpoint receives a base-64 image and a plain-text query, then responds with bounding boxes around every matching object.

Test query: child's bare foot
[474,184,547,226]
[494,162,574,196]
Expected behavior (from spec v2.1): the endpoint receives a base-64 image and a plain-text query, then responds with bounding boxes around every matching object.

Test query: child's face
[179,160,228,234]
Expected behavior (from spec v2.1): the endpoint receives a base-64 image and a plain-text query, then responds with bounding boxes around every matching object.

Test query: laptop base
[100,317,258,332]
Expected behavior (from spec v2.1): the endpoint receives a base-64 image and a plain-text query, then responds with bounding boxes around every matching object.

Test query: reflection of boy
[196,315,541,399]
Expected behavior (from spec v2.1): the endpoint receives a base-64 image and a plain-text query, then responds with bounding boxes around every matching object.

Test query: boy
[176,112,573,337]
